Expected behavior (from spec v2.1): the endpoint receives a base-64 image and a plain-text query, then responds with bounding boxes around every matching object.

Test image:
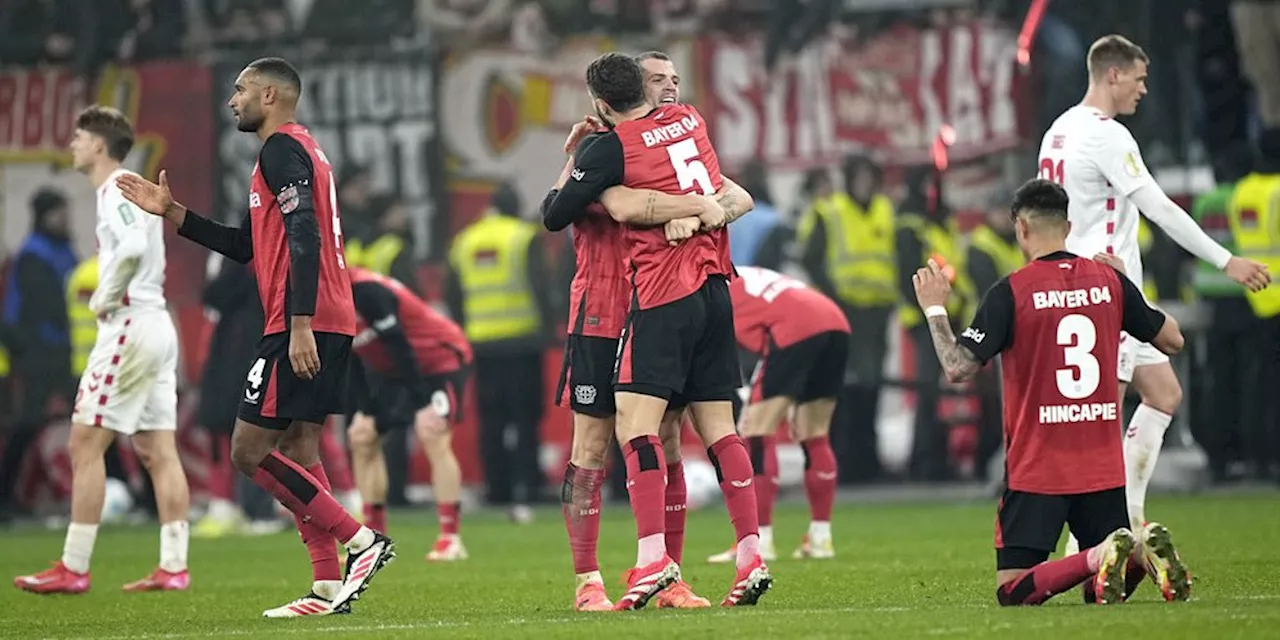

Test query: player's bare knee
[570,415,612,468]
[67,426,109,466]
[276,430,319,466]
[1141,383,1182,415]
[661,433,682,463]
[347,421,378,452]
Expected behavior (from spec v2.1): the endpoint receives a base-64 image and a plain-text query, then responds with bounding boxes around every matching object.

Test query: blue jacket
[2,232,78,350]
[728,202,780,266]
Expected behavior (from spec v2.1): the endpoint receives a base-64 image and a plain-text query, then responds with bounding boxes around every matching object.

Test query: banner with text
[212,50,445,257]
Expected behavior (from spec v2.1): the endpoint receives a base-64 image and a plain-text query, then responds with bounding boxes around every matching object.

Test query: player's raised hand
[1092,252,1126,275]
[1224,256,1271,293]
[665,217,701,245]
[288,317,321,380]
[563,115,606,154]
[117,170,182,224]
[913,259,952,310]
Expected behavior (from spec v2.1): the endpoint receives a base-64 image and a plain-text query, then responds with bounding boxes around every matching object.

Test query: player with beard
[551,50,754,611]
[118,58,395,618]
[543,53,767,610]
[915,178,1192,605]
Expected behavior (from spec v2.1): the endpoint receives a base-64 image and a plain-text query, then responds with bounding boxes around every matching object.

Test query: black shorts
[238,332,353,430]
[556,334,619,418]
[749,330,849,404]
[994,487,1128,570]
[614,276,741,403]
[372,368,470,434]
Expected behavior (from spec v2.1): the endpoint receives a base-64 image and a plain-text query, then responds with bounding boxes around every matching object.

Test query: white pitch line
[35,595,1280,640]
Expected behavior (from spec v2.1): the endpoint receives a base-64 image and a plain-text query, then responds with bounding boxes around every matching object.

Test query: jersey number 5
[1039,158,1065,186]
[667,138,715,195]
[1056,314,1100,399]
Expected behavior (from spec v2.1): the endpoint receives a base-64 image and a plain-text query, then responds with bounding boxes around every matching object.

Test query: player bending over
[344,267,472,562]
[118,58,394,617]
[706,265,848,564]
[549,49,754,611]
[914,178,1192,605]
[543,52,765,610]
[15,106,191,595]
[1039,35,1270,552]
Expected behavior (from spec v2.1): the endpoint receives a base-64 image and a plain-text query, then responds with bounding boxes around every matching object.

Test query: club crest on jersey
[278,185,300,214]
[575,384,597,405]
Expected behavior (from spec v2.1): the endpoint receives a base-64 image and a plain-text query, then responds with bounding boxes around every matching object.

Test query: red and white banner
[694,20,1028,171]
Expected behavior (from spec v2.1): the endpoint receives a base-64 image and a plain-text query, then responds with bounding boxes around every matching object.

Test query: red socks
[251,451,362,547]
[438,502,460,536]
[997,553,1094,606]
[664,462,687,565]
[623,435,668,540]
[801,436,837,522]
[746,435,778,527]
[561,463,604,575]
[708,434,759,543]
[363,503,387,535]
[317,427,355,493]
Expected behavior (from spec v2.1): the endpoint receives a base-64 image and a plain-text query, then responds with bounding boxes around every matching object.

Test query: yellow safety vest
[796,193,897,307]
[67,257,99,376]
[1228,173,1280,318]
[447,213,542,343]
[345,238,366,269]
[0,342,8,377]
[898,213,976,328]
[360,235,405,276]
[1136,218,1160,301]
[968,224,1024,281]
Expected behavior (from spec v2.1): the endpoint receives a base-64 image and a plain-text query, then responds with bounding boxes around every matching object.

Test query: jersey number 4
[1056,314,1100,399]
[1038,158,1065,186]
[314,147,347,269]
[667,138,715,195]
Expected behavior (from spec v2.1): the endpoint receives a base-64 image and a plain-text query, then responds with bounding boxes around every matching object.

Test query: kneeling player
[345,268,471,562]
[707,266,849,564]
[15,107,190,594]
[913,179,1192,605]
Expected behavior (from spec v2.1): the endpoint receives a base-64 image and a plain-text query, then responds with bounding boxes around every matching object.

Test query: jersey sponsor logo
[574,384,597,405]
[353,327,378,347]
[960,326,985,344]
[249,191,262,209]
[1031,286,1112,310]
[1038,401,1118,425]
[278,184,301,214]
[639,115,700,148]
[570,168,585,181]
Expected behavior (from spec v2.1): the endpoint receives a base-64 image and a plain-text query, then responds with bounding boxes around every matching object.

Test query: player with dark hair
[551,48,754,611]
[912,177,1192,606]
[543,52,767,610]
[345,267,472,562]
[117,57,395,618]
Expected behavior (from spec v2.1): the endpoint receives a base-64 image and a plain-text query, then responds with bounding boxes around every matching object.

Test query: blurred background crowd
[1,0,1277,529]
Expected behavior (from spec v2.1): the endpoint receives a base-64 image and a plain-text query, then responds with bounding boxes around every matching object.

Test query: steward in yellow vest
[966,212,1023,322]
[67,257,99,376]
[897,210,976,330]
[1228,172,1280,319]
[347,195,420,292]
[445,184,554,355]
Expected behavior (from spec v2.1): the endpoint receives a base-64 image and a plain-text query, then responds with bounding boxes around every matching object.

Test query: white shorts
[1117,333,1170,383]
[72,310,178,435]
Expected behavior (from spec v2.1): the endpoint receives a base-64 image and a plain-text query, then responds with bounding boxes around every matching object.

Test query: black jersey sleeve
[178,209,254,264]
[259,133,320,317]
[956,278,1015,364]
[540,131,624,229]
[1114,268,1167,342]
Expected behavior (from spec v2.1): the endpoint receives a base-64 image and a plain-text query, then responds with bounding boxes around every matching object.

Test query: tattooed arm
[717,177,755,224]
[927,315,984,383]
[599,186,718,226]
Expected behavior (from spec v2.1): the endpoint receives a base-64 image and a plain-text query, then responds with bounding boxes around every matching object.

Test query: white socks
[637,533,666,567]
[1124,405,1172,529]
[160,521,189,573]
[314,580,342,601]
[345,526,376,553]
[809,521,832,542]
[736,533,761,570]
[575,570,603,589]
[62,523,99,574]
[758,525,774,550]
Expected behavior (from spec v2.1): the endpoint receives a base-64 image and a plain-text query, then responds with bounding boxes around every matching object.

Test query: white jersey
[91,168,167,314]
[1037,105,1157,289]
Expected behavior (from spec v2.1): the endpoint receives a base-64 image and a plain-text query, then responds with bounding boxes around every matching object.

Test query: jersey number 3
[667,138,715,195]
[1038,158,1065,186]
[1056,314,1100,399]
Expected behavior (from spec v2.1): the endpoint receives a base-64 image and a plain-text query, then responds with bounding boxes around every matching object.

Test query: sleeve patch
[117,203,136,225]
[278,184,301,214]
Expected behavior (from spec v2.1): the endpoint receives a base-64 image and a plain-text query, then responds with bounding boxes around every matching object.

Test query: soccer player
[1038,35,1270,549]
[915,178,1192,605]
[542,52,767,609]
[345,267,472,562]
[117,58,394,617]
[13,106,191,594]
[706,265,849,564]
[550,50,751,612]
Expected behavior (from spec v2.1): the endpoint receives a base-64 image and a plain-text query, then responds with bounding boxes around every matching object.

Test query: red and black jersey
[178,123,355,337]
[730,266,850,354]
[540,104,734,310]
[349,268,471,407]
[957,251,1166,495]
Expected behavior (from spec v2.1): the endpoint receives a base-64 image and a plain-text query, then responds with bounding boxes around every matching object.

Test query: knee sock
[708,434,760,570]
[664,462,687,565]
[623,436,668,567]
[801,436,837,538]
[363,503,387,535]
[250,452,373,566]
[561,463,604,577]
[996,552,1094,606]
[1124,405,1172,529]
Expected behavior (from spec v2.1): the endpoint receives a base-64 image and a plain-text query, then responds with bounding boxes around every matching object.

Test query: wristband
[924,305,948,319]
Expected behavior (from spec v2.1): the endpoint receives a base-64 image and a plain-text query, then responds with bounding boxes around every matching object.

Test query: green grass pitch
[5,492,1280,639]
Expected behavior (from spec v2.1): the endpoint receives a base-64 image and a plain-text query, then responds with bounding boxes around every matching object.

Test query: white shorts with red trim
[72,309,178,434]
[1117,332,1170,384]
